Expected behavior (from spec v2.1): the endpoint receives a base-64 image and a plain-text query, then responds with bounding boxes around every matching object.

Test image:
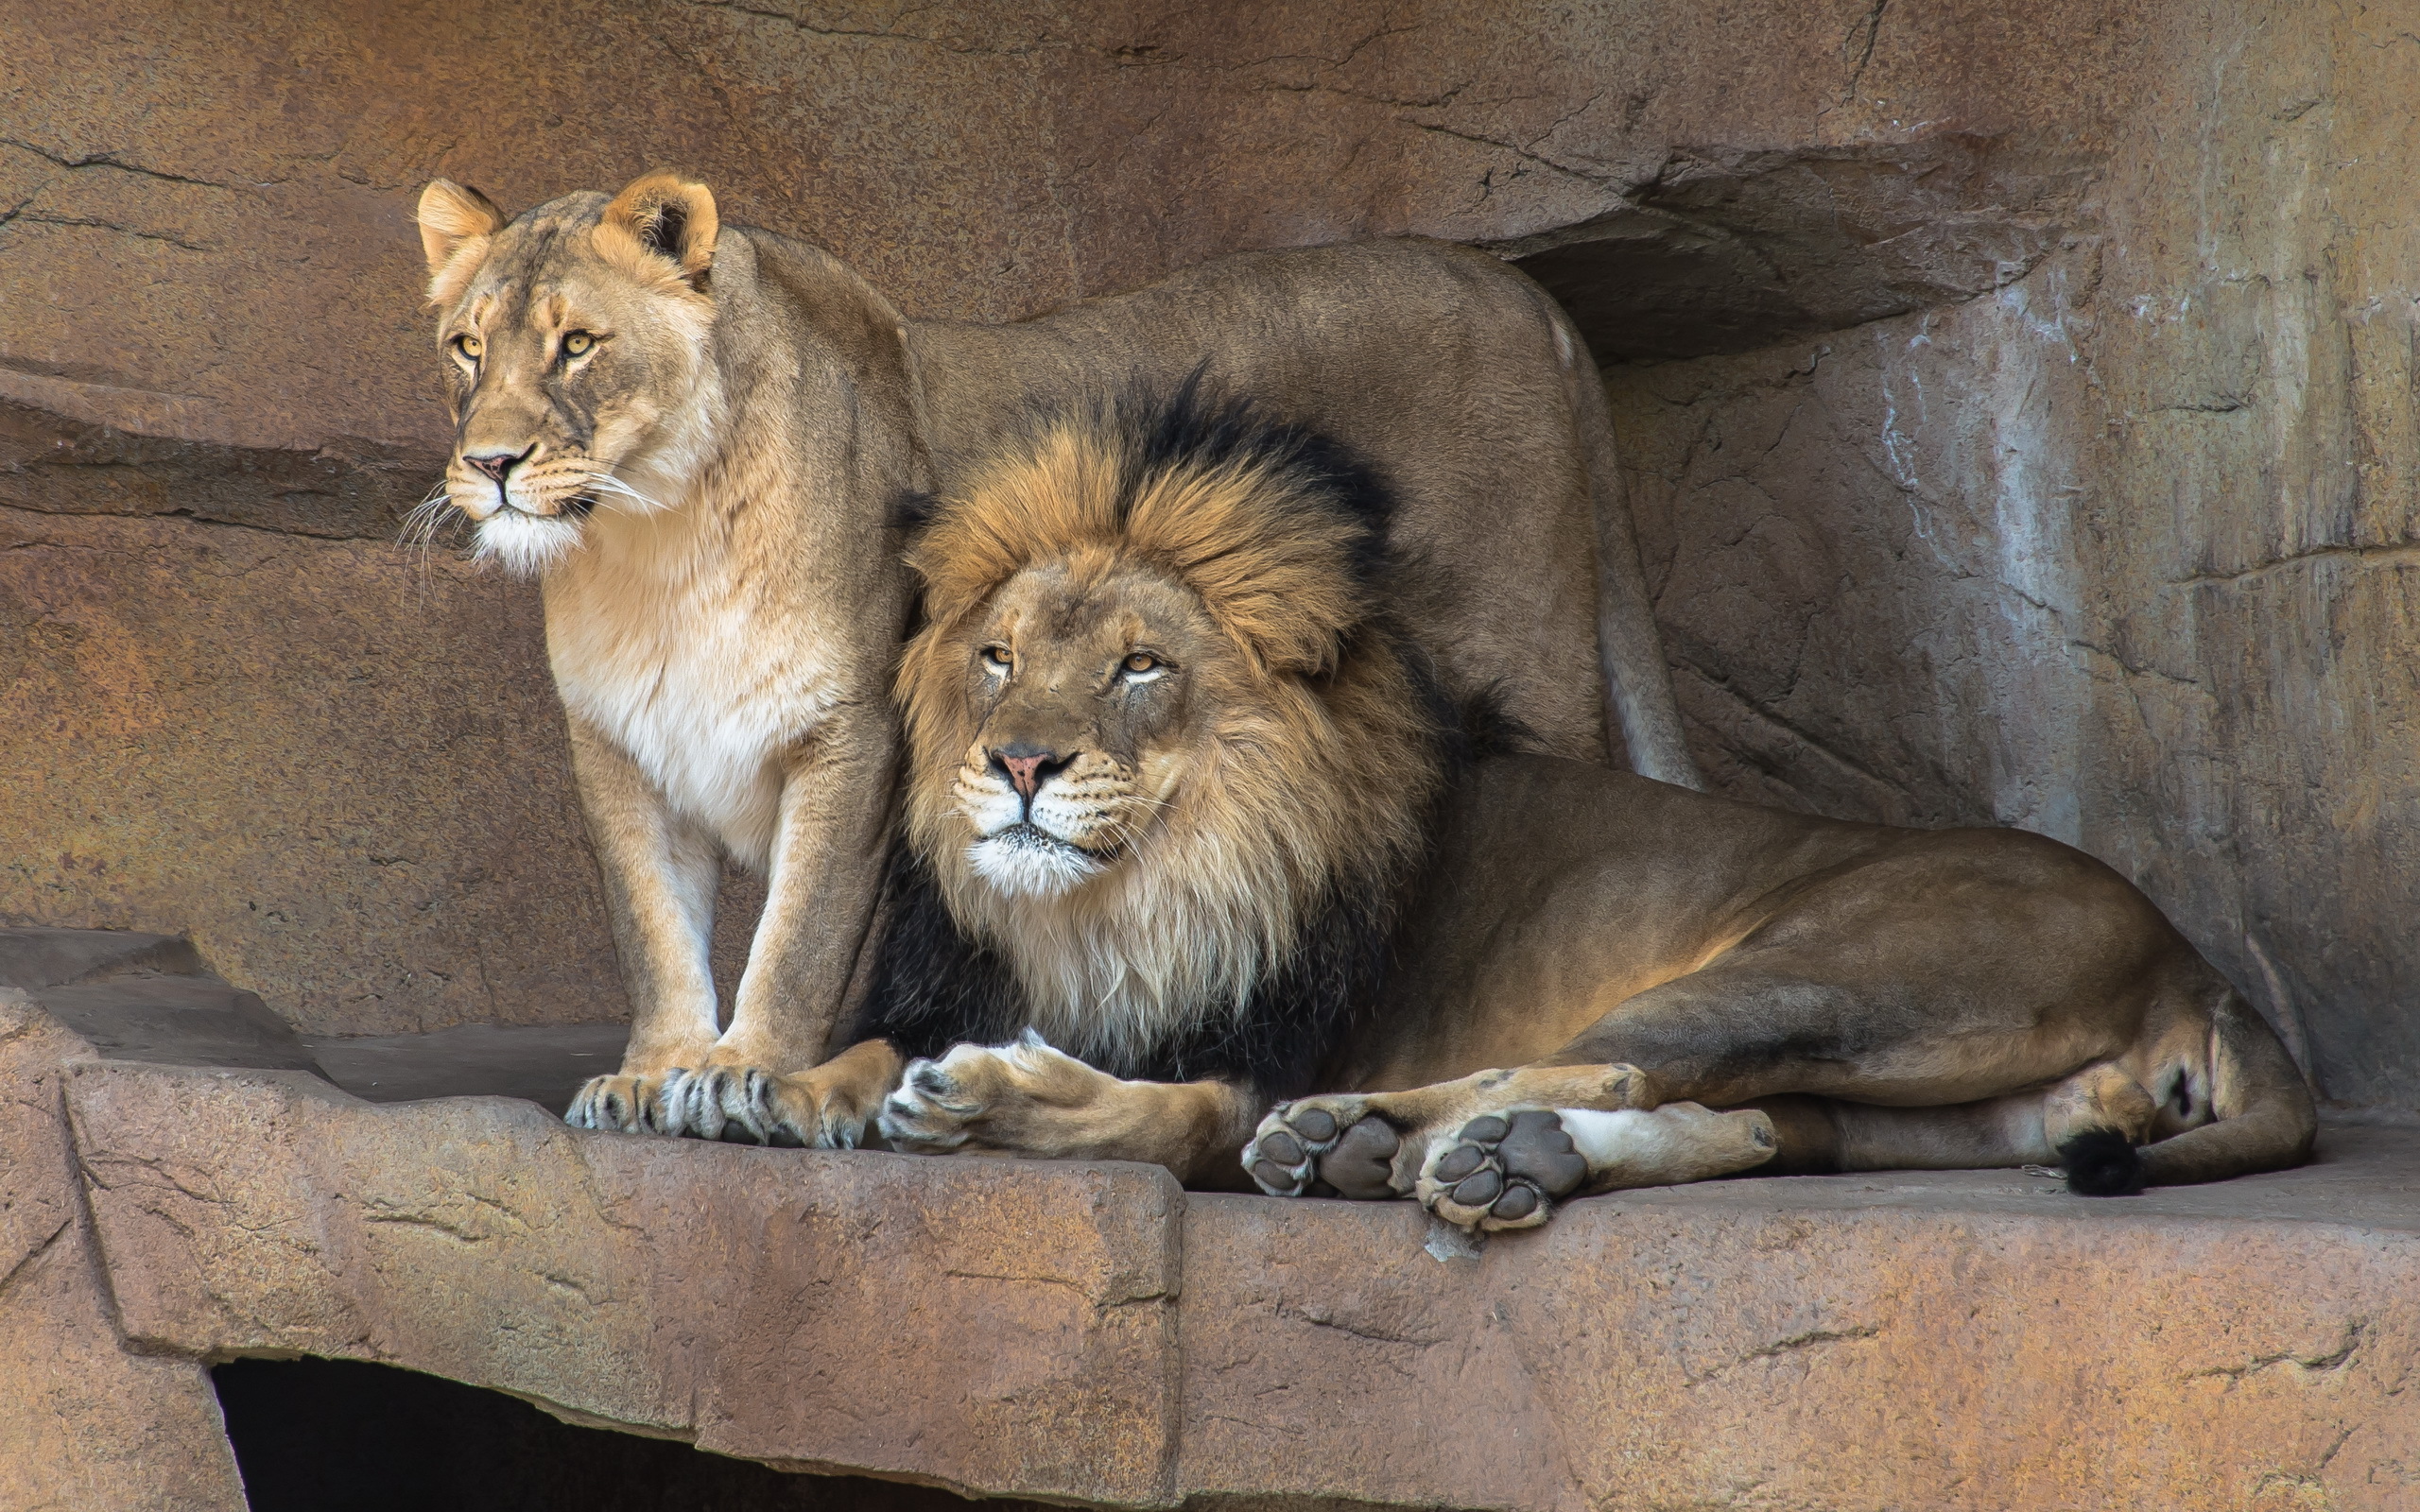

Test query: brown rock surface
[69,1060,1182,1507]
[1608,4,2420,1110]
[61,1059,2420,1510]
[0,992,247,1510]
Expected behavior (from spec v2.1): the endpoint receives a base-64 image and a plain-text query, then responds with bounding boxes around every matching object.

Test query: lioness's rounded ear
[602,171,718,293]
[415,180,506,284]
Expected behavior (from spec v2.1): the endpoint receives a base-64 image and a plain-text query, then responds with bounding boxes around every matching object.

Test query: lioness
[410,172,1691,1144]
[806,387,2314,1228]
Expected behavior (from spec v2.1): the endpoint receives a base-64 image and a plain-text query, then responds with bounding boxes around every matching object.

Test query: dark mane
[855,379,1484,1100]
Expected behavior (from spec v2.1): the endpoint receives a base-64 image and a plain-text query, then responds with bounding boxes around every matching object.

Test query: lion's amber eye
[1123,653,1158,675]
[981,645,1013,671]
[562,331,596,358]
[453,334,483,360]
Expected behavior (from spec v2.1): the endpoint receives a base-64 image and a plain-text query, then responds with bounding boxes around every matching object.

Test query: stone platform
[7,932,2416,1510]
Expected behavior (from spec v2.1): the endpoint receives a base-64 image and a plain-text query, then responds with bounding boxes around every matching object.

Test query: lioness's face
[938,559,1231,897]
[413,175,719,576]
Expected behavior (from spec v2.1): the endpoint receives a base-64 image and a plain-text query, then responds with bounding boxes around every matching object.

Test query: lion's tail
[2135,988,2317,1187]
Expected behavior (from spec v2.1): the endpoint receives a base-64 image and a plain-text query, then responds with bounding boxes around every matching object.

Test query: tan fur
[410,172,1696,1146]
[893,419,1439,1068]
[875,411,2317,1227]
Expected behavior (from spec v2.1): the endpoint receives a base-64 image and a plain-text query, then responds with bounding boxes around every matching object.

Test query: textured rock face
[70,1061,1183,1506]
[60,1059,2420,1510]
[0,0,2410,1108]
[1607,7,2420,1110]
[0,994,247,1511]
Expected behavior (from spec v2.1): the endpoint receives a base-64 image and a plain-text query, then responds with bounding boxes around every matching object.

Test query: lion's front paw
[564,1073,683,1136]
[877,1052,992,1153]
[1417,1108,1590,1232]
[876,1033,1105,1155]
[1243,1097,1404,1199]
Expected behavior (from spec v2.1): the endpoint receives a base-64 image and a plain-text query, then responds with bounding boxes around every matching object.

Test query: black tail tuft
[2058,1129,2146,1196]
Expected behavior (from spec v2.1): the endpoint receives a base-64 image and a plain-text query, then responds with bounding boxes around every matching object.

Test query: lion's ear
[415,180,506,285]
[602,171,718,293]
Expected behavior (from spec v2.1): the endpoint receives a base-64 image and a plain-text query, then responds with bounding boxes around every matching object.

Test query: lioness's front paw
[1417,1108,1590,1232]
[664,1063,871,1148]
[564,1073,683,1136]
[1243,1097,1404,1199]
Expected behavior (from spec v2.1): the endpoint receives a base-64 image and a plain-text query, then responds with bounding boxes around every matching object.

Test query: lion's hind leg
[1244,1062,1769,1229]
[1245,1063,1658,1201]
[1243,1096,1404,1198]
[1419,1101,1778,1232]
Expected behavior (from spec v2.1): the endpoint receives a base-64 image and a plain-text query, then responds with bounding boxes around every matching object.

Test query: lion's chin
[473,510,587,577]
[968,826,1105,898]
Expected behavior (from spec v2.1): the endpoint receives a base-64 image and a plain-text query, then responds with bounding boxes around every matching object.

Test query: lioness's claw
[1245,1098,1401,1198]
[1418,1108,1589,1232]
[564,1072,682,1136]
[657,1063,840,1145]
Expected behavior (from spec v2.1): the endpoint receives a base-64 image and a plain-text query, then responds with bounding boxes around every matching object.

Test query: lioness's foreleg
[562,717,725,1135]
[690,1037,907,1149]
[670,704,898,1143]
[2039,1061,2160,1194]
[877,1034,1263,1188]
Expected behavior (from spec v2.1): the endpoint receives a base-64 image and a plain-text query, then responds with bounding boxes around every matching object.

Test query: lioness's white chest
[550,586,838,874]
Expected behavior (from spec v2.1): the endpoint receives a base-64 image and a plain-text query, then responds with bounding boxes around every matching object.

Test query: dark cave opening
[211,1357,1046,1512]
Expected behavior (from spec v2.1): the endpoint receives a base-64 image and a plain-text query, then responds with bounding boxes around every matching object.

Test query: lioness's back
[907,240,1624,766]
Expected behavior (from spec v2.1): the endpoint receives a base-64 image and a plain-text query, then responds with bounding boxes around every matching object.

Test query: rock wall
[0,2,2409,1105]
[1609,5,2420,1111]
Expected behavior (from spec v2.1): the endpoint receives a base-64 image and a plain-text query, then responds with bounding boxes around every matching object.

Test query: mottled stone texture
[1607,6,2420,1111]
[60,1060,2420,1510]
[0,0,2409,1107]
[0,994,247,1510]
[70,1060,1182,1507]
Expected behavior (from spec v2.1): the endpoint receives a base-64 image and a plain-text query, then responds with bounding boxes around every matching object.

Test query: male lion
[817,386,2315,1229]
[410,171,1691,1144]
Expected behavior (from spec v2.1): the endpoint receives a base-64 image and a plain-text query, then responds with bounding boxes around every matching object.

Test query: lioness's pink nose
[464,447,529,484]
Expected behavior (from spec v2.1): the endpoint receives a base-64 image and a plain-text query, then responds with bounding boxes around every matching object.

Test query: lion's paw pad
[1419,1108,1590,1231]
[1244,1100,1400,1199]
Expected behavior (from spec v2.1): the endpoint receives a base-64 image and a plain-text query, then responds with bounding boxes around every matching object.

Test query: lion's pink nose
[990,747,1072,799]
[1001,754,1047,797]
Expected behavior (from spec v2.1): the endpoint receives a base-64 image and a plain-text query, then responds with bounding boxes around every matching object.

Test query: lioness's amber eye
[1123,653,1158,674]
[981,645,1012,669]
[453,334,483,360]
[562,331,596,358]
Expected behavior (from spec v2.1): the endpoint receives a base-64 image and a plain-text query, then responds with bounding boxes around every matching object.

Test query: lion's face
[893,405,1447,1061]
[932,557,1238,898]
[412,174,722,576]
